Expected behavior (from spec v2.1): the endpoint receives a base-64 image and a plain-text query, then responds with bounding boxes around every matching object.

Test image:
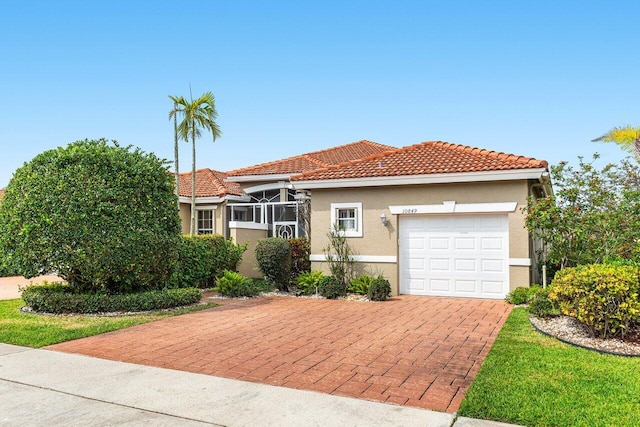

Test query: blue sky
[1,0,638,188]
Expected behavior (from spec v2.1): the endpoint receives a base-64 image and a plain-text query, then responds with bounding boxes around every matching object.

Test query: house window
[330,202,363,237]
[197,210,215,234]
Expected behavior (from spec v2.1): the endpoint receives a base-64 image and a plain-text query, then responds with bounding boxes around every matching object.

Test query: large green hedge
[0,139,181,293]
[170,235,247,288]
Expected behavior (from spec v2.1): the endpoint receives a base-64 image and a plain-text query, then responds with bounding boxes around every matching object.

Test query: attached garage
[399,213,509,299]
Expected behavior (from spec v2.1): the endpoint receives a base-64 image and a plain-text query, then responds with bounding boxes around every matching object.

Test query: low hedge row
[21,282,202,314]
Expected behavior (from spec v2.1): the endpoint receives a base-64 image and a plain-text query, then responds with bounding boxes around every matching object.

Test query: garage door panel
[429,258,450,272]
[399,214,509,299]
[454,237,476,250]
[454,259,476,272]
[429,237,449,250]
[455,280,477,293]
[429,279,451,292]
[481,259,504,272]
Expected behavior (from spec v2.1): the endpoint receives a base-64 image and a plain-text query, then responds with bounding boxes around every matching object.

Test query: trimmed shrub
[549,264,640,338]
[170,236,213,288]
[21,282,201,314]
[527,287,557,318]
[318,275,346,299]
[214,270,259,297]
[349,274,375,295]
[368,276,392,301]
[170,235,247,288]
[289,238,311,280]
[296,270,324,295]
[0,139,181,293]
[506,285,543,305]
[255,238,291,290]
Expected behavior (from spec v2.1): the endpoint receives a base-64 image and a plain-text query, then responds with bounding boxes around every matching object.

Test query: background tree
[168,99,184,206]
[524,154,640,275]
[170,91,221,235]
[593,125,640,158]
[0,139,181,293]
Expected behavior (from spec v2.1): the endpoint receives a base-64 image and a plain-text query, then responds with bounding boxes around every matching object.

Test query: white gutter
[178,194,250,204]
[292,168,548,189]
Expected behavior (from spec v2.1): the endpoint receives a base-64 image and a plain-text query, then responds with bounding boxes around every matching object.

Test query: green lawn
[0,298,217,348]
[458,307,640,427]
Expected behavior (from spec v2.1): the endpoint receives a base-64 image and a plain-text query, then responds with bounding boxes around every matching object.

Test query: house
[177,139,550,298]
[177,140,395,276]
[290,141,551,299]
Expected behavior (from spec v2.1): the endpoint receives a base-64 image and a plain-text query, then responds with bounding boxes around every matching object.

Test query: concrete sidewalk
[0,344,520,427]
[0,275,61,300]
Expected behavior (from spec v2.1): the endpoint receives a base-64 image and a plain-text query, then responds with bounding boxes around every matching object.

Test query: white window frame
[330,202,363,237]
[196,208,216,235]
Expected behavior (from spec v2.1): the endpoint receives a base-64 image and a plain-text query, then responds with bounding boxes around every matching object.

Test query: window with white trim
[197,209,215,234]
[330,202,363,237]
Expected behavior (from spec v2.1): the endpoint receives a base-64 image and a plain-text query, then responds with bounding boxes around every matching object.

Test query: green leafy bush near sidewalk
[21,282,202,314]
[458,308,640,427]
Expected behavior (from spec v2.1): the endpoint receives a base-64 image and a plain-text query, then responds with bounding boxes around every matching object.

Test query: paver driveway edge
[0,345,454,427]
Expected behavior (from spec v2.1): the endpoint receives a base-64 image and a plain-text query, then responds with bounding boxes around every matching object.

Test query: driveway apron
[47,295,511,413]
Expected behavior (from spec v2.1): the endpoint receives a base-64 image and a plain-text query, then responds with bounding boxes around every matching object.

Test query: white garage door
[399,214,509,299]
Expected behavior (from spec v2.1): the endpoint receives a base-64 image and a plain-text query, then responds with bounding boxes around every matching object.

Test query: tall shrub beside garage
[0,139,181,293]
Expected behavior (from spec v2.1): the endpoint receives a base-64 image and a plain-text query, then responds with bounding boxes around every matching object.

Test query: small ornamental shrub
[202,235,247,277]
[368,276,392,301]
[289,238,311,280]
[549,264,640,338]
[323,226,355,289]
[255,238,291,290]
[527,287,557,318]
[0,139,181,293]
[214,270,259,297]
[21,282,201,314]
[296,270,325,295]
[318,275,346,299]
[506,285,543,305]
[349,274,375,295]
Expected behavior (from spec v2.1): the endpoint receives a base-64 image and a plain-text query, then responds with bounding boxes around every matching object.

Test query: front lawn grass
[0,298,217,348]
[458,307,640,427]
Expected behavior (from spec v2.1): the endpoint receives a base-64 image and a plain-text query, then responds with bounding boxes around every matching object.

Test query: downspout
[531,171,553,287]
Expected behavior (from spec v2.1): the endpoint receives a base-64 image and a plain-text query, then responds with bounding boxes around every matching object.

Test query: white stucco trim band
[293,168,547,189]
[389,201,518,215]
[310,254,397,263]
[228,221,269,231]
[509,258,532,266]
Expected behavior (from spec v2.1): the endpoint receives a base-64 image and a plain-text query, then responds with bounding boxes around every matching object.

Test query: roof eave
[291,168,549,189]
[178,194,249,204]
[226,174,293,182]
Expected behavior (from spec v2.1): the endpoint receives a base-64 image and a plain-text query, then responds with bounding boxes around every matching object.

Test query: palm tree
[168,100,183,207]
[169,91,221,235]
[592,125,640,158]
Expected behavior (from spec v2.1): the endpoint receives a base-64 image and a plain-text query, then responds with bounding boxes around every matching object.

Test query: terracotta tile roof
[227,140,396,177]
[175,169,243,198]
[291,141,548,181]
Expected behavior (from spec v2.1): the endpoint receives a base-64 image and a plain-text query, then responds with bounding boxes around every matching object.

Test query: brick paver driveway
[48,295,511,413]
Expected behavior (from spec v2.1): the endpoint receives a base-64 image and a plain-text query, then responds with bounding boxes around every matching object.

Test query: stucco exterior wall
[308,180,532,295]
[230,225,268,278]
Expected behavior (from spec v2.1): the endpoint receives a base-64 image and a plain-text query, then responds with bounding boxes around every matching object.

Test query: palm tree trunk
[173,107,180,209]
[190,129,197,236]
